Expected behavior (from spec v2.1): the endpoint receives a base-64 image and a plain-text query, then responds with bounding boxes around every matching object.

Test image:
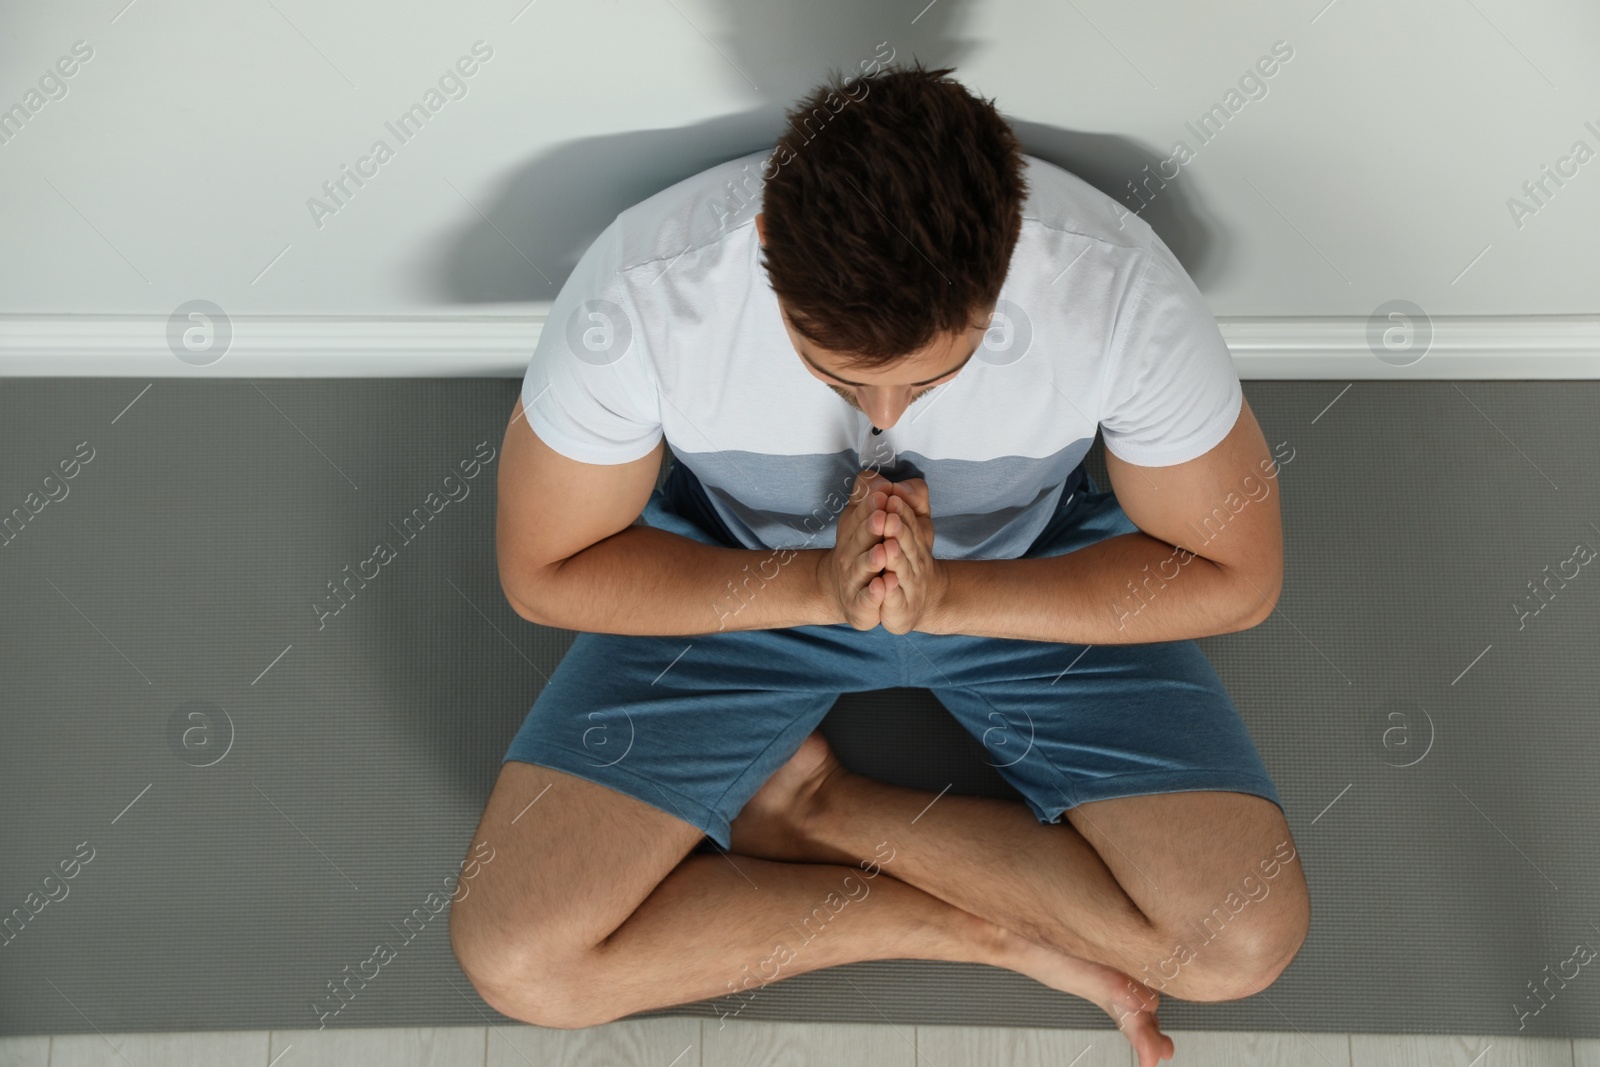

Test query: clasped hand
[818,469,947,634]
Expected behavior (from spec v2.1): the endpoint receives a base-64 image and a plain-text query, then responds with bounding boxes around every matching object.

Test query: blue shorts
[504,456,1283,850]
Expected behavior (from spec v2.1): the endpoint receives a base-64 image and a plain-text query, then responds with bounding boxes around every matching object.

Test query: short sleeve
[1096,234,1242,468]
[520,217,662,465]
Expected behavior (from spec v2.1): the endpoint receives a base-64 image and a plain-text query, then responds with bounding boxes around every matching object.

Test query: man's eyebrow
[802,342,980,388]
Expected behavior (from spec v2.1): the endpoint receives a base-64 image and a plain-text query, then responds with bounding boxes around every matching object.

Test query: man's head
[756,59,1029,430]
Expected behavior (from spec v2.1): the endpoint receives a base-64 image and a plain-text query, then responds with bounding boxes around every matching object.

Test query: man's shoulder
[1017,154,1153,256]
[608,149,770,276]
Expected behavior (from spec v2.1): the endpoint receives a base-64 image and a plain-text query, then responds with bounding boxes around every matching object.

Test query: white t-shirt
[520,149,1241,561]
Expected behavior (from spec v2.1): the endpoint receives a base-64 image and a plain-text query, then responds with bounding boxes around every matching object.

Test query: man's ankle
[969,914,1024,969]
[800,771,1022,970]
[798,767,876,868]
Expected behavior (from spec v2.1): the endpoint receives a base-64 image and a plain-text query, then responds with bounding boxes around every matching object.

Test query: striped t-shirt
[520,149,1242,561]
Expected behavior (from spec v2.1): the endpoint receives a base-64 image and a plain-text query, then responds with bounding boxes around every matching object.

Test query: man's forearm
[516,525,842,636]
[926,531,1272,644]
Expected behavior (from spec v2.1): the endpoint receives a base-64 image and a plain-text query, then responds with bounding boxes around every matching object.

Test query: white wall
[1,0,1597,372]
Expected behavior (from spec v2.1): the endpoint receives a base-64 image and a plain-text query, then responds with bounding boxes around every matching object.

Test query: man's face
[780,311,985,431]
[757,212,990,431]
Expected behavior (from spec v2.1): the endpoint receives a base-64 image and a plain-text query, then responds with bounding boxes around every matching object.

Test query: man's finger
[881,506,903,538]
[888,497,925,552]
[851,470,887,511]
[888,478,930,516]
[858,469,892,497]
[848,473,892,553]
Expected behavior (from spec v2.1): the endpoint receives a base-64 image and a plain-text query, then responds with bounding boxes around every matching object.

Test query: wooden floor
[1,1022,1594,1066]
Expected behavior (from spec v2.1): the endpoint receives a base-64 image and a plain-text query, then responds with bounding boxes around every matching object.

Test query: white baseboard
[1216,315,1600,378]
[1,313,1597,378]
[0,314,541,378]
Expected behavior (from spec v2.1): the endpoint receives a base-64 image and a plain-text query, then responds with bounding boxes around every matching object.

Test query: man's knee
[1164,890,1310,1003]
[447,761,702,1025]
[451,906,612,1028]
[1208,926,1306,1001]
[1239,866,1312,994]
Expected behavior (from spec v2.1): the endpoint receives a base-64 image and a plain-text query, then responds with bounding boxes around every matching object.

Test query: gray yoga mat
[1,378,1597,1039]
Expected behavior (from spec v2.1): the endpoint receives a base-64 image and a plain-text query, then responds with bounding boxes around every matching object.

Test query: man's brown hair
[759,59,1029,371]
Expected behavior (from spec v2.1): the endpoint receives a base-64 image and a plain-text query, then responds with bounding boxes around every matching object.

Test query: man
[452,60,1308,1067]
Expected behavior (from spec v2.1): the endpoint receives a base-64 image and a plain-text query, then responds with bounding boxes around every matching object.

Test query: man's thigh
[904,470,1284,825]
[503,619,900,852]
[915,633,1283,825]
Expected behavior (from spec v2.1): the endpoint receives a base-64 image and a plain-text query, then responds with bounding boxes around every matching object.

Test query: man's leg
[732,733,1309,1003]
[450,760,1172,1059]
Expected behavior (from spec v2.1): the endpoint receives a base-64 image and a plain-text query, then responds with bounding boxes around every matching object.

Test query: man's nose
[860,391,910,430]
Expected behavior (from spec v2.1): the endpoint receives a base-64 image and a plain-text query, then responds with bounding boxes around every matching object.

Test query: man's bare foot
[729,731,849,863]
[731,732,1175,1066]
[1003,932,1175,1067]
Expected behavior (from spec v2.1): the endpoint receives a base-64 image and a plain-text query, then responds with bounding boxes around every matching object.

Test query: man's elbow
[501,562,560,626]
[1231,567,1282,630]
[507,591,546,625]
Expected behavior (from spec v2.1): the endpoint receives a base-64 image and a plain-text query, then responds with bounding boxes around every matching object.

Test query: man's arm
[924,397,1285,644]
[501,399,841,636]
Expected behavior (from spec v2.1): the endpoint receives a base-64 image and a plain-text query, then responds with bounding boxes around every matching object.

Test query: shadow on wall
[433,0,1226,305]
